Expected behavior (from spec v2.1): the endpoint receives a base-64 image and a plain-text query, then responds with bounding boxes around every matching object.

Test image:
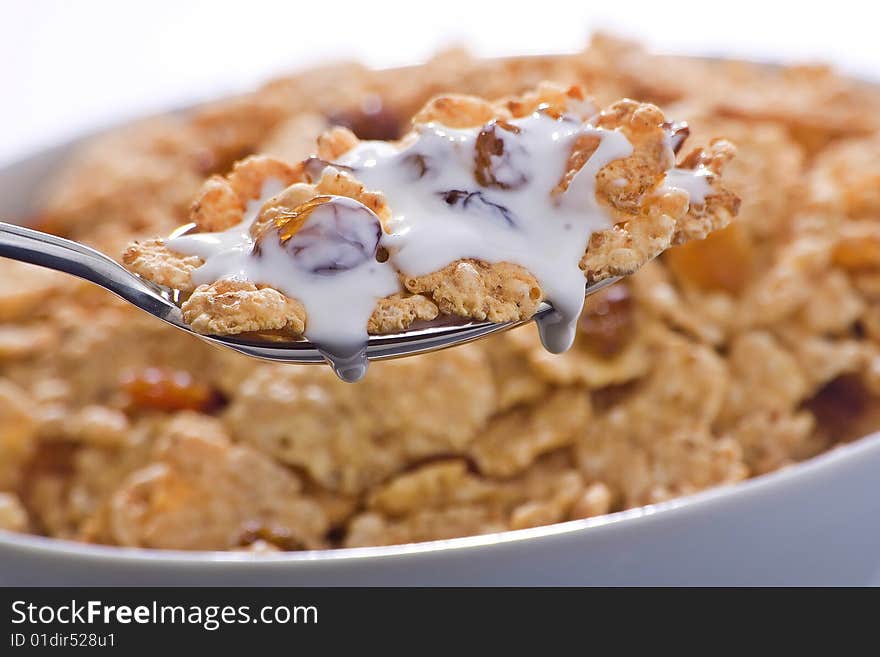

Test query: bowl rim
[2,431,877,565]
[2,54,878,567]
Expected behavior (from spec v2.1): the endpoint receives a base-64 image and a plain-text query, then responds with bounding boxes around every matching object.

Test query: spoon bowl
[0,221,619,381]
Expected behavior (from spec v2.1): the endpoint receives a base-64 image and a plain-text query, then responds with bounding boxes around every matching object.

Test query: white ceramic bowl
[2,103,879,586]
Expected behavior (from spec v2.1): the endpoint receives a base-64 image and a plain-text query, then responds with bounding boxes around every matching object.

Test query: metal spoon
[0,221,619,381]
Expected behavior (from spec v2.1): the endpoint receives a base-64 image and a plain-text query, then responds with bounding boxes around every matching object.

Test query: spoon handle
[0,221,176,319]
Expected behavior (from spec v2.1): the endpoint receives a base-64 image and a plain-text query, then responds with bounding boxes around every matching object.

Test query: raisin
[20,441,77,482]
[255,195,382,275]
[328,95,404,141]
[120,367,220,413]
[803,374,880,443]
[832,234,880,271]
[401,152,431,180]
[664,223,753,294]
[577,284,635,358]
[438,190,516,227]
[589,380,639,413]
[474,120,528,189]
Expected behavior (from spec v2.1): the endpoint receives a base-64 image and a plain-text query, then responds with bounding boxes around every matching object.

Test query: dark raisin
[328,94,404,141]
[255,196,382,275]
[437,190,516,227]
[401,152,431,180]
[803,374,880,443]
[577,284,635,358]
[474,120,528,190]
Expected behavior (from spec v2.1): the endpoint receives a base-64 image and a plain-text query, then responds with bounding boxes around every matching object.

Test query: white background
[1,0,877,164]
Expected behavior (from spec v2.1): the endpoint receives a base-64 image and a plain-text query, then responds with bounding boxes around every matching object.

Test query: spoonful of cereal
[0,84,739,382]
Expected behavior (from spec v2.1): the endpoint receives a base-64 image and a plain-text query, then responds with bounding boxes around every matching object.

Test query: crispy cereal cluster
[2,35,880,550]
[122,83,737,337]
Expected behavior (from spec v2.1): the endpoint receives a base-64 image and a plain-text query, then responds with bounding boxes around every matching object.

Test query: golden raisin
[254,195,382,274]
[253,196,332,254]
[120,367,217,413]
[664,223,754,294]
[276,196,333,245]
[832,235,880,271]
[577,283,635,358]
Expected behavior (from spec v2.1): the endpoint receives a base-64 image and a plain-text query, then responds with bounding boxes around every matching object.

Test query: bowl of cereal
[2,36,880,585]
